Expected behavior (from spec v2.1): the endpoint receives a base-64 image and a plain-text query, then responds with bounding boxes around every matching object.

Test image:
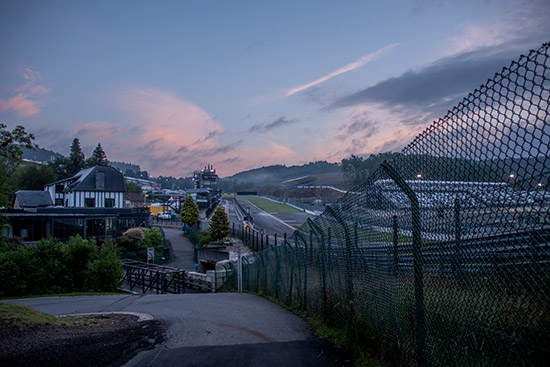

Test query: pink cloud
[0,66,50,117]
[69,86,303,177]
[0,94,41,117]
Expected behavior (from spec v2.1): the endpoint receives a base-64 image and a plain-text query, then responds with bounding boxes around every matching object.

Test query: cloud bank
[331,45,523,117]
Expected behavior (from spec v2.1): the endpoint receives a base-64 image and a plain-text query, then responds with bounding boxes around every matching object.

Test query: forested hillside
[219,161,341,192]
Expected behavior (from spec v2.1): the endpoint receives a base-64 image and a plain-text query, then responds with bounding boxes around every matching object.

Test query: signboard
[147,247,155,263]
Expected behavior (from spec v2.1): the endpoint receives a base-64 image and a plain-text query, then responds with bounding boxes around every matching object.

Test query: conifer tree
[68,138,85,175]
[209,206,230,242]
[180,195,199,228]
[87,143,109,167]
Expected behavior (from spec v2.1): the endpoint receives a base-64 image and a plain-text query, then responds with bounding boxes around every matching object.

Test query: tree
[125,181,143,194]
[86,143,109,167]
[0,124,37,207]
[180,195,199,228]
[48,156,70,179]
[11,163,57,191]
[341,152,399,186]
[0,124,37,162]
[209,206,230,242]
[68,138,86,175]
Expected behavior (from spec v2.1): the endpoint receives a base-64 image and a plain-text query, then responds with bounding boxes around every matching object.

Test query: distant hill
[21,147,63,163]
[111,161,141,174]
[219,161,344,191]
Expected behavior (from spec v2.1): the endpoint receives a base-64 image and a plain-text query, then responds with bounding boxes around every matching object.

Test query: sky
[0,0,548,178]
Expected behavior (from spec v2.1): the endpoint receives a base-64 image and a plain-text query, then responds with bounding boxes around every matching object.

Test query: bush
[0,237,123,298]
[117,227,165,262]
[141,228,164,251]
[88,242,123,292]
[120,228,145,251]
[65,236,96,291]
[198,231,211,247]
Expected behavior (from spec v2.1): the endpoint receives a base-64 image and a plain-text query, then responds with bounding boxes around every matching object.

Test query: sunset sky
[1,0,548,177]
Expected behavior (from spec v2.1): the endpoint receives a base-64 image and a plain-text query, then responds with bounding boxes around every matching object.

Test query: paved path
[4,294,349,367]
[163,227,197,271]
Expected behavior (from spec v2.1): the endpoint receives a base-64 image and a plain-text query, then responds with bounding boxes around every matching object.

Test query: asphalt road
[3,294,349,367]
[236,198,313,236]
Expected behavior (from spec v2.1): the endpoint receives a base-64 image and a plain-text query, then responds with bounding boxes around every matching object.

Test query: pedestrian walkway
[163,227,197,271]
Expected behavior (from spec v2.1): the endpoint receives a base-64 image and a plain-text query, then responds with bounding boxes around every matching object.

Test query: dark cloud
[210,140,242,155]
[331,44,528,116]
[249,117,299,133]
[220,157,241,164]
[191,130,222,145]
[336,113,378,141]
[144,137,163,150]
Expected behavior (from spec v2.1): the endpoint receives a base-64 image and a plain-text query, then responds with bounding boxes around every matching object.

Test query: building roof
[14,190,53,208]
[186,188,210,194]
[51,166,126,192]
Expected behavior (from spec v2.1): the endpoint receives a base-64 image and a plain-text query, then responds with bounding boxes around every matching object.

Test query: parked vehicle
[157,211,172,220]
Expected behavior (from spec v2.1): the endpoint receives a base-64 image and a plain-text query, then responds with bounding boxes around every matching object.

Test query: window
[84,198,95,208]
[95,172,105,190]
[55,198,64,206]
[105,198,115,208]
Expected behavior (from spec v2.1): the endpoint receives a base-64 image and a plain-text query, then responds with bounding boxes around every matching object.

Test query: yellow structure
[148,204,168,216]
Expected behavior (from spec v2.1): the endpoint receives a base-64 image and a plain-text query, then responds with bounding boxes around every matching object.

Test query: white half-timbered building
[45,166,126,208]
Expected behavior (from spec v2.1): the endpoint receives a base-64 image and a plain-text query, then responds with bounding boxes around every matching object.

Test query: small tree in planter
[180,195,199,230]
[209,206,230,243]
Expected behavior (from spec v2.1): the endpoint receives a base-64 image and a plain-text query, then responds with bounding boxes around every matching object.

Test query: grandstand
[371,179,548,209]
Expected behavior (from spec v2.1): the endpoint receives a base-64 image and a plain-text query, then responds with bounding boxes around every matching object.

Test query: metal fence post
[453,198,463,285]
[382,162,425,367]
[310,229,314,262]
[303,233,308,309]
[393,215,399,276]
[327,227,332,271]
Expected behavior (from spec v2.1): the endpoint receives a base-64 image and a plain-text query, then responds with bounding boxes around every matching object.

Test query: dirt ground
[0,314,164,367]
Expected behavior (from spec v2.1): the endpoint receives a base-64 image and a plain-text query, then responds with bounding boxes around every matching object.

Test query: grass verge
[238,195,301,213]
[261,293,385,367]
[0,303,108,329]
[0,291,123,301]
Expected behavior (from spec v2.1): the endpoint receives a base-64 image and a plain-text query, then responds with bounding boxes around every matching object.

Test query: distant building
[124,192,147,208]
[191,165,220,209]
[45,166,126,208]
[193,164,218,190]
[124,176,160,192]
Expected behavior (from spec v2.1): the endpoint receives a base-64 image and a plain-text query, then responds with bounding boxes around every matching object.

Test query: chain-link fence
[238,42,550,366]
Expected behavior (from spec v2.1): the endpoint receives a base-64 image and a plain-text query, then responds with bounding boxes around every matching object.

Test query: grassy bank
[0,303,107,328]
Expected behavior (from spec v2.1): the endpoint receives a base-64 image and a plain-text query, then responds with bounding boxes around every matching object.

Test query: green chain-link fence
[239,42,550,366]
